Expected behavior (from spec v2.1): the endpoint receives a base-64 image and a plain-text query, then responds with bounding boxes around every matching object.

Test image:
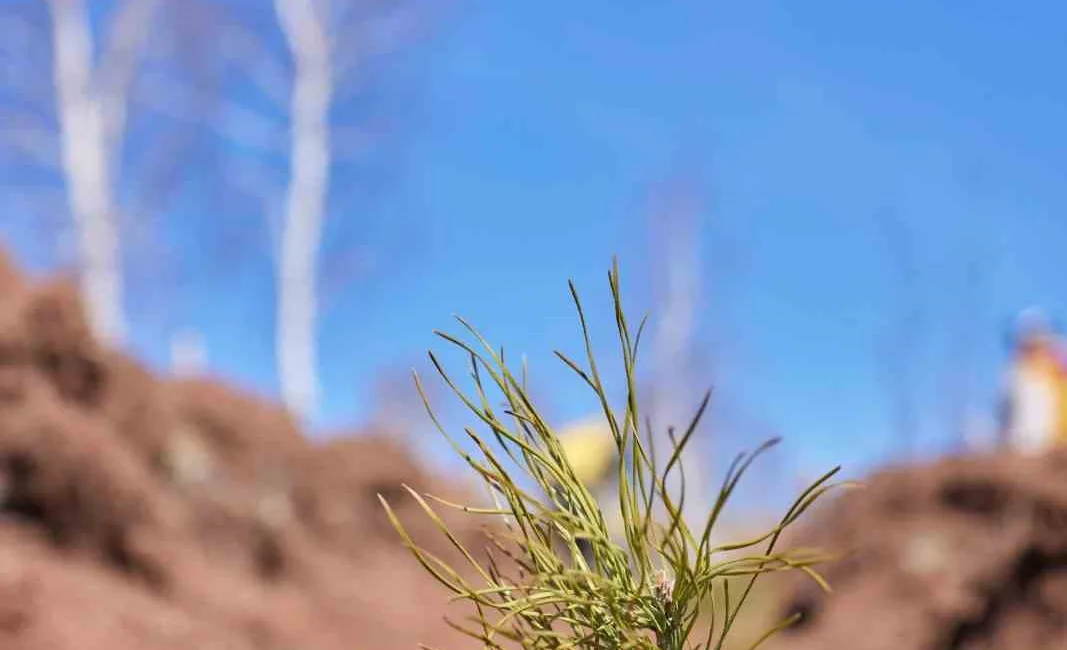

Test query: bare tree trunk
[49,0,124,344]
[274,0,333,421]
[647,175,710,526]
[47,0,159,346]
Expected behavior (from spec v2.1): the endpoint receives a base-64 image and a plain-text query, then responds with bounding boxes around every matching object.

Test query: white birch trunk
[48,0,125,344]
[47,0,159,346]
[274,0,333,421]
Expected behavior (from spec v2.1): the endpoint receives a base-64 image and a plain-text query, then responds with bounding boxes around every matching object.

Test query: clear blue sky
[4,0,1067,485]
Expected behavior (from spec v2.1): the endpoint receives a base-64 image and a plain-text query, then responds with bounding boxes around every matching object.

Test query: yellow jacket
[556,418,618,488]
[1007,347,1067,450]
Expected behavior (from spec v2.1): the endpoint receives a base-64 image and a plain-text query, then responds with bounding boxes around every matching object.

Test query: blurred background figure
[555,416,619,564]
[557,417,618,493]
[998,307,1067,454]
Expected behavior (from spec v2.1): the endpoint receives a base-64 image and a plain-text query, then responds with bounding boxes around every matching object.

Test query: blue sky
[4,0,1067,486]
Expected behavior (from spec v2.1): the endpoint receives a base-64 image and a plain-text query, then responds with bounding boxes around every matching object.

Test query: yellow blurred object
[1005,309,1067,451]
[1006,344,1067,452]
[556,417,617,488]
[1057,360,1067,446]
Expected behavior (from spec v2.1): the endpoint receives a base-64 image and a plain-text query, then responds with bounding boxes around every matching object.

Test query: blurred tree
[178,0,435,423]
[0,0,212,345]
[47,0,160,345]
[948,161,994,454]
[942,243,986,452]
[0,0,435,421]
[644,169,713,526]
[879,207,922,460]
[273,0,337,423]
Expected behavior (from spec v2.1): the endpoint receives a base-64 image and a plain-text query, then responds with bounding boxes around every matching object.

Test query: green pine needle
[381,259,842,650]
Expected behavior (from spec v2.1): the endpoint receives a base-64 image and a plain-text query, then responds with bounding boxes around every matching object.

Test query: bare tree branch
[0,125,59,169]
[0,11,54,106]
[133,73,287,153]
[878,206,922,460]
[96,0,162,149]
[216,22,293,110]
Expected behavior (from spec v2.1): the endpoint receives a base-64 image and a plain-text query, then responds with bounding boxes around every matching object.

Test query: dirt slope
[0,250,485,650]
[770,450,1067,650]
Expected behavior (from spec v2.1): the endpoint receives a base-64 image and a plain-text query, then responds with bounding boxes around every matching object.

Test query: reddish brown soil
[770,450,1067,650]
[0,249,486,649]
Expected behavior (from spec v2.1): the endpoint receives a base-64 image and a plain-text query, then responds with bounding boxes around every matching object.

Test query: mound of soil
[0,250,487,650]
[770,450,1067,650]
